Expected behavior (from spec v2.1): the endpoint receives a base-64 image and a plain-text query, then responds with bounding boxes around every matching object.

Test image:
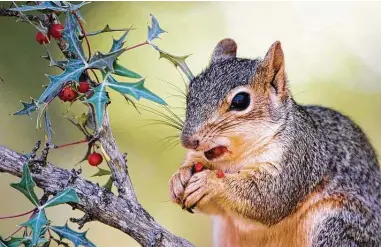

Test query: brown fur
[214,181,346,247]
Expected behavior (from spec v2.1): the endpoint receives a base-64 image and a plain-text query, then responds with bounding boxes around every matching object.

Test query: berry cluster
[35,23,64,45]
[58,81,91,102]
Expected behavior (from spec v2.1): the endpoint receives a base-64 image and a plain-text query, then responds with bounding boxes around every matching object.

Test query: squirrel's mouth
[204,146,228,160]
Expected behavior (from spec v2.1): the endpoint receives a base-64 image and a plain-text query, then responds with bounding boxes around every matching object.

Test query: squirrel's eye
[229,92,250,111]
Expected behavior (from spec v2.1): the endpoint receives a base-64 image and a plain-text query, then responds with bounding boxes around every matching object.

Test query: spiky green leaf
[2,237,28,247]
[50,224,96,247]
[20,210,48,246]
[41,187,80,209]
[10,2,66,12]
[10,164,39,206]
[147,14,166,42]
[88,49,126,72]
[62,10,87,63]
[110,30,130,52]
[42,48,68,70]
[113,63,142,79]
[103,176,113,191]
[105,76,166,105]
[87,25,131,37]
[151,44,194,80]
[90,168,111,177]
[13,99,37,118]
[83,84,110,130]
[10,1,89,13]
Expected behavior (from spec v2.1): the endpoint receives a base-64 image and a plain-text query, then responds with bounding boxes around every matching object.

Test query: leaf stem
[72,11,91,60]
[89,69,100,84]
[55,139,88,149]
[0,208,36,220]
[126,41,149,51]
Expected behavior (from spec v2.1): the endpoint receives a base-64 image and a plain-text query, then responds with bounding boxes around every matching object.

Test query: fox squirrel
[169,39,381,247]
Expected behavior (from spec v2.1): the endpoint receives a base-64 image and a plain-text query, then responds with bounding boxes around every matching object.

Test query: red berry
[194,162,204,173]
[78,81,91,93]
[58,90,67,102]
[62,87,78,102]
[36,32,50,45]
[88,152,103,166]
[50,24,64,39]
[216,169,225,178]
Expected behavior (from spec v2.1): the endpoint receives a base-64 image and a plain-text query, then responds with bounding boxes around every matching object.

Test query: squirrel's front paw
[183,170,220,212]
[169,166,193,205]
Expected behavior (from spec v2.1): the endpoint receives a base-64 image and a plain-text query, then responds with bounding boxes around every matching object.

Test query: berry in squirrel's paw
[216,169,225,178]
[78,81,91,93]
[193,162,204,173]
[36,32,50,44]
[88,152,103,166]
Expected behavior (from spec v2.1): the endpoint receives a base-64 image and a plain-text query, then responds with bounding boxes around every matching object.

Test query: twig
[0,208,36,220]
[126,41,149,51]
[54,139,88,149]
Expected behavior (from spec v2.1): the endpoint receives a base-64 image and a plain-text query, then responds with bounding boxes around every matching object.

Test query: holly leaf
[87,25,132,37]
[41,187,80,209]
[76,142,92,165]
[83,84,110,130]
[147,14,166,42]
[62,10,87,63]
[38,59,84,104]
[13,99,37,118]
[113,62,142,79]
[20,210,48,246]
[10,2,67,12]
[151,44,194,80]
[10,163,39,206]
[110,30,130,52]
[24,237,49,247]
[90,167,111,177]
[105,76,166,105]
[42,48,68,70]
[50,224,96,247]
[44,110,54,142]
[103,176,113,191]
[88,49,127,72]
[2,237,28,247]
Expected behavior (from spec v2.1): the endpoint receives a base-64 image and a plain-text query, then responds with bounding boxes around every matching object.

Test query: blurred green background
[1,2,381,247]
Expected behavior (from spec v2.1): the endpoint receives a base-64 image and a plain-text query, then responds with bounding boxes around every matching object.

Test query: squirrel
[169,38,381,247]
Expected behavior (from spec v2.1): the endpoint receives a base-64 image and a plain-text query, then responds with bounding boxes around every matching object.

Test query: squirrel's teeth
[204,146,228,160]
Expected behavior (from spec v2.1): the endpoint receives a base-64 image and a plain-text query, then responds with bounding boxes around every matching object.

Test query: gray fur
[183,44,381,246]
[182,58,259,143]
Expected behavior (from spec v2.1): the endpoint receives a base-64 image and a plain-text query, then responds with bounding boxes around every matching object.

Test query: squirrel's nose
[181,135,200,150]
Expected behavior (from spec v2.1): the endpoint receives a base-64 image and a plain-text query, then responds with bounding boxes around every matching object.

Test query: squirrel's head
[182,39,291,168]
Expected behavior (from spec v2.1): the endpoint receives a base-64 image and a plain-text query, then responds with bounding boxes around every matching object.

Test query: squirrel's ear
[210,38,237,64]
[260,41,287,99]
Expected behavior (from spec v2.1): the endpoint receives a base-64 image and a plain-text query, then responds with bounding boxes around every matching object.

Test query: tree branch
[0,146,193,247]
[99,112,137,200]
[0,4,194,247]
[0,5,41,23]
